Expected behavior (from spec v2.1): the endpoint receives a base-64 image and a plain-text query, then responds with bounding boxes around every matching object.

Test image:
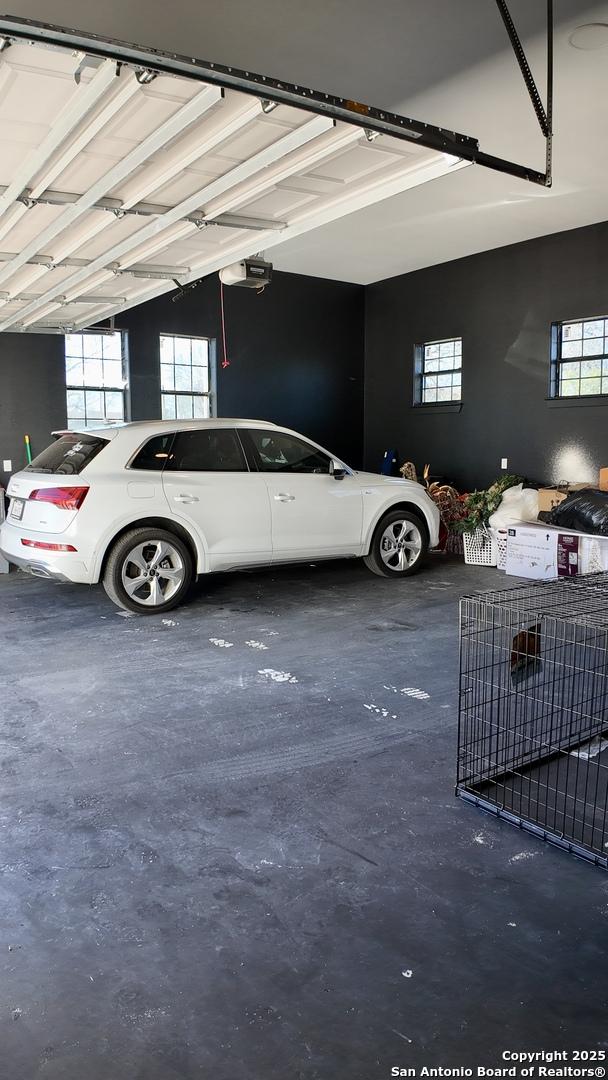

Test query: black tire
[363,509,428,578]
[103,527,193,613]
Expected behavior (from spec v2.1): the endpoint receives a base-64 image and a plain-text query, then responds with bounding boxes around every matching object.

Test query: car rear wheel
[363,510,427,578]
[103,527,193,613]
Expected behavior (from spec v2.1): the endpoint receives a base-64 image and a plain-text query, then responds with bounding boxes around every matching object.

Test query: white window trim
[65,329,128,428]
[159,332,216,420]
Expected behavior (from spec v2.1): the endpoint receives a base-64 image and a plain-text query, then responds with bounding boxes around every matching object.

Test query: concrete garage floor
[1,556,607,1079]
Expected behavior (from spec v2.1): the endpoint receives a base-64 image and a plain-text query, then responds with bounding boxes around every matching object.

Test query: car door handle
[173,494,199,503]
[274,493,295,502]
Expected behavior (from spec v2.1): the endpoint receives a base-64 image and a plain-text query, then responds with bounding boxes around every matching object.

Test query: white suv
[1,419,440,613]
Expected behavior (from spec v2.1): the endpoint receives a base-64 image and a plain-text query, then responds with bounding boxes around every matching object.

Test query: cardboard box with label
[506,525,558,579]
[505,522,608,580]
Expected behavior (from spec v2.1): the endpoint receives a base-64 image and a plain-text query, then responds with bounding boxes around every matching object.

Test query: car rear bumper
[0,522,93,584]
[3,551,78,582]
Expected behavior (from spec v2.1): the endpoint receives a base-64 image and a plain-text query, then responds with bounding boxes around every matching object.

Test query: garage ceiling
[271,0,608,284]
[0,39,469,332]
[0,0,604,296]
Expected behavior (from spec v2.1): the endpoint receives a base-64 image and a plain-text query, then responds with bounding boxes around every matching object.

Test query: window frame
[159,333,216,420]
[550,316,608,401]
[64,330,128,429]
[414,336,463,406]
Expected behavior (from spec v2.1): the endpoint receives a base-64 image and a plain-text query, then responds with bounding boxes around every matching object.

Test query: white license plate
[10,498,25,521]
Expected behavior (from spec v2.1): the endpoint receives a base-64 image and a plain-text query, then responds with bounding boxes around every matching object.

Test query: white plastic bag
[489,484,539,528]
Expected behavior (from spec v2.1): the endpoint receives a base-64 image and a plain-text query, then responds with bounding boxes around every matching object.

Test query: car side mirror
[330,459,347,480]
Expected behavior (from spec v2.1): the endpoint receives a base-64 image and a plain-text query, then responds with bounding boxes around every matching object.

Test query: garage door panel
[0,32,463,332]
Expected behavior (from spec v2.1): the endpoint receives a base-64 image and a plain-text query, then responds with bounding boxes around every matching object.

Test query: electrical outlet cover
[501,457,508,470]
[2,460,11,472]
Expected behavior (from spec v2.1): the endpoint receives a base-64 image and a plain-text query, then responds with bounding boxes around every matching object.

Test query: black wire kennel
[456,573,608,868]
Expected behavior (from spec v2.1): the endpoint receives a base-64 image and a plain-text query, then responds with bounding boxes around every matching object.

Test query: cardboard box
[537,488,567,513]
[506,525,558,579]
[506,522,608,580]
[537,484,589,514]
[599,468,608,492]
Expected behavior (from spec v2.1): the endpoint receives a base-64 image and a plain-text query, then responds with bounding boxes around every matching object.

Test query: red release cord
[220,281,230,368]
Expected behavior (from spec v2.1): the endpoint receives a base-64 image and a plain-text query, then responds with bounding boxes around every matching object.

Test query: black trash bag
[547,488,608,536]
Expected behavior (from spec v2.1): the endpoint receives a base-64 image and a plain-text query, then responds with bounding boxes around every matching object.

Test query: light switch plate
[501,457,508,470]
[2,459,11,472]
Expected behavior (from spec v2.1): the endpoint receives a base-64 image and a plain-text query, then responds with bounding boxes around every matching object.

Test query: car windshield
[25,433,109,475]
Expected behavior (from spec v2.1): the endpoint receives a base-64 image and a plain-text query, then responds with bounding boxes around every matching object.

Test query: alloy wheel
[120,539,185,607]
[379,519,423,571]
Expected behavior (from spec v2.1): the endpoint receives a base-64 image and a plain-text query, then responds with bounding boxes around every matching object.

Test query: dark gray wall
[0,269,364,491]
[364,220,608,489]
[114,270,364,466]
[5,223,608,495]
[0,333,66,490]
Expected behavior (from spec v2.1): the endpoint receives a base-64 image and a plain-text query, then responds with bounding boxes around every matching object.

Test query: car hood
[353,471,428,494]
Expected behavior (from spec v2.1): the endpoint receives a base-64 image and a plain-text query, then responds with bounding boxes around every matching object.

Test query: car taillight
[29,486,89,511]
[21,539,77,552]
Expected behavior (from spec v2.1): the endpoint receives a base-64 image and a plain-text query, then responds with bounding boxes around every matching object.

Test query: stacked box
[505,522,608,580]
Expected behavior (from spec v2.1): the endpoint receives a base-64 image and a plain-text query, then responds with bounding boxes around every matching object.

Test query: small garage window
[160,335,215,419]
[414,336,462,404]
[65,331,127,428]
[551,316,608,398]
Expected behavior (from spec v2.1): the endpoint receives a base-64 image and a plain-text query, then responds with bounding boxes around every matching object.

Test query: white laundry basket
[462,527,498,567]
[493,528,508,571]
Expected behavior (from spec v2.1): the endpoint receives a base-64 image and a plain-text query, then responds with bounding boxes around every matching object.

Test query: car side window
[165,429,247,472]
[130,433,176,470]
[246,429,330,474]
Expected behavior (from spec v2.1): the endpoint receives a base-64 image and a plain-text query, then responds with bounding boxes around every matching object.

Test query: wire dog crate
[457,573,608,868]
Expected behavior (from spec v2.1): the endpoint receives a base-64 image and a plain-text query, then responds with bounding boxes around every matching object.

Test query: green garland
[458,475,524,534]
